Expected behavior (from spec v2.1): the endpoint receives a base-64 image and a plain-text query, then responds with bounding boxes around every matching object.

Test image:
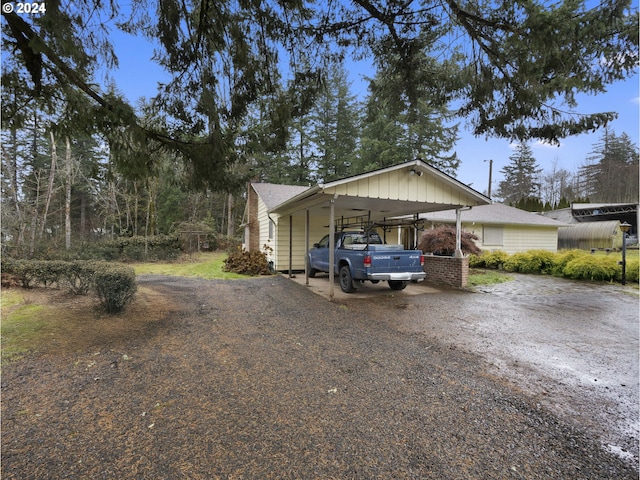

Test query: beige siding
[464,223,558,254]
[273,215,328,271]
[329,169,474,205]
[503,226,558,253]
[256,197,275,263]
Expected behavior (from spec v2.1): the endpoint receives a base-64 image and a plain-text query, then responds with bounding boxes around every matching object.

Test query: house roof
[251,183,309,210]
[420,203,567,227]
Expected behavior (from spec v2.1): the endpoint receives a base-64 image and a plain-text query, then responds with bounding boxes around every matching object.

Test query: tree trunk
[39,130,57,240]
[226,193,234,237]
[28,171,41,257]
[7,126,25,248]
[65,137,72,250]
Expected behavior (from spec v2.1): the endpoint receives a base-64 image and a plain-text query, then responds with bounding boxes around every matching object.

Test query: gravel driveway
[1,273,638,479]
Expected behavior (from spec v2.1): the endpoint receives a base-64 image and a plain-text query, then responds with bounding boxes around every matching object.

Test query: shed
[242,160,490,287]
[558,220,624,250]
[419,203,566,254]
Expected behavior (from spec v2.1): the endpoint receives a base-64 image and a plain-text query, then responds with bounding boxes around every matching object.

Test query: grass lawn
[1,290,46,363]
[133,251,250,280]
[468,269,513,287]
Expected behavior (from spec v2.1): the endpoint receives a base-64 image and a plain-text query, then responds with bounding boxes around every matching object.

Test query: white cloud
[534,139,562,149]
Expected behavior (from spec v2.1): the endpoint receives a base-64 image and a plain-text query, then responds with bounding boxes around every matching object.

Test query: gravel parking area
[1,274,638,479]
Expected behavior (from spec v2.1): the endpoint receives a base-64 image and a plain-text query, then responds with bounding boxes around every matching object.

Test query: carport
[267,160,490,298]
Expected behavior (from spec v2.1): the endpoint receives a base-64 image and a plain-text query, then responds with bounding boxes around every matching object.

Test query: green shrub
[60,261,96,294]
[619,259,639,283]
[500,250,556,274]
[562,255,619,281]
[469,250,509,269]
[551,249,589,276]
[223,247,271,275]
[93,263,137,313]
[2,259,137,313]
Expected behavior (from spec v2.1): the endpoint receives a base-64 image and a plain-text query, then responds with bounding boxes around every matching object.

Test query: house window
[483,226,504,246]
[268,219,275,239]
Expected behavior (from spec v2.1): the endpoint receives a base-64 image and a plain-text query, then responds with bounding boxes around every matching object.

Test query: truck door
[313,234,331,272]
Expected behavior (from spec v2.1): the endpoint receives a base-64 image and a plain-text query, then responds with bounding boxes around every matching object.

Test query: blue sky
[105,27,639,195]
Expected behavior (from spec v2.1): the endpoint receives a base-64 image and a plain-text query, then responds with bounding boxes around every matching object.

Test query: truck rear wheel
[388,280,407,291]
[307,257,317,278]
[339,265,356,293]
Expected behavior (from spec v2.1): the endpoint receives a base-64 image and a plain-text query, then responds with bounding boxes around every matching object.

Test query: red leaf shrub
[418,225,481,256]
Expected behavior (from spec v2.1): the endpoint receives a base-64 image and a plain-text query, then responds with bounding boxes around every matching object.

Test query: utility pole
[484,159,493,200]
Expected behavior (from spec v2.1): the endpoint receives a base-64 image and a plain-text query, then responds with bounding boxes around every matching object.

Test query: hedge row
[2,259,137,313]
[470,249,639,283]
[54,235,184,262]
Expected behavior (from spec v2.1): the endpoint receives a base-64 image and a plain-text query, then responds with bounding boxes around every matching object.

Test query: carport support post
[455,208,463,258]
[288,215,293,277]
[329,197,336,299]
[305,209,310,286]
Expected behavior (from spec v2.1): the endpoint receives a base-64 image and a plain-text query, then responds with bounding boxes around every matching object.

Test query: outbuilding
[242,160,490,293]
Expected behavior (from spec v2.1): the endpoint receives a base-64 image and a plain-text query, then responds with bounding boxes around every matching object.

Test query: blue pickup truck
[307,231,426,293]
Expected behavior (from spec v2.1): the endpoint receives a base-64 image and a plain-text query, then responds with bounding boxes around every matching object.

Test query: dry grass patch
[1,286,177,365]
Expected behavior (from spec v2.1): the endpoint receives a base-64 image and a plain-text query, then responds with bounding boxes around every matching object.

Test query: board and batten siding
[328,170,473,205]
[256,197,275,262]
[273,214,328,271]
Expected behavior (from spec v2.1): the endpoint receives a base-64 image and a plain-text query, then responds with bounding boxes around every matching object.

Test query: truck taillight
[364,255,372,268]
[420,254,425,267]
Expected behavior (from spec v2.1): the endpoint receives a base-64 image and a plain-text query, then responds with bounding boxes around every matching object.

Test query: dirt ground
[1,274,638,479]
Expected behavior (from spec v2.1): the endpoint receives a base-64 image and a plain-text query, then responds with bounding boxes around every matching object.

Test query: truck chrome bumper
[367,272,426,281]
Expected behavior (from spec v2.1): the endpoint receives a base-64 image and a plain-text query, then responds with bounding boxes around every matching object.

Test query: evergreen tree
[579,129,639,202]
[4,0,637,191]
[310,62,360,183]
[496,143,542,205]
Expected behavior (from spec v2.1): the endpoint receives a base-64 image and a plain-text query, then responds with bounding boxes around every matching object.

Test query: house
[419,203,567,254]
[241,160,491,291]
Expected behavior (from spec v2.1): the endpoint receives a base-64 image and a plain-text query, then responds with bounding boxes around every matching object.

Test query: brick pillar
[422,255,469,288]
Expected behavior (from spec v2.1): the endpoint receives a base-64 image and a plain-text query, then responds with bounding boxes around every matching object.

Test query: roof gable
[252,183,309,210]
[268,160,491,220]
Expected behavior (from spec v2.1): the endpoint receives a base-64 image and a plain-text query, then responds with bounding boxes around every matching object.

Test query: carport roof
[268,160,490,222]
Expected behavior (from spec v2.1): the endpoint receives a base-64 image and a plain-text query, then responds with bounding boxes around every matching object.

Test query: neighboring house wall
[459,224,558,254]
[501,226,559,254]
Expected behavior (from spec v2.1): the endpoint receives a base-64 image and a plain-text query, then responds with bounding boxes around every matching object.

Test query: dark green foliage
[92,263,137,314]
[2,259,137,313]
[50,235,183,262]
[496,143,541,205]
[418,226,481,256]
[223,248,271,275]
